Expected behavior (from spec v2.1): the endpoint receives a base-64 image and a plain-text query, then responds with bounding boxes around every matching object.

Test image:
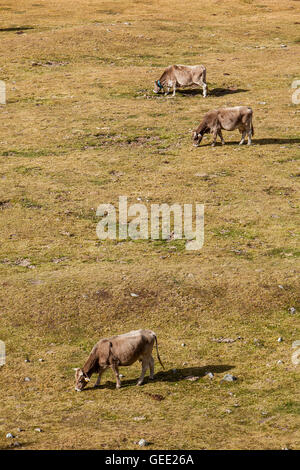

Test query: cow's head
[153,80,163,94]
[192,126,208,146]
[74,368,90,392]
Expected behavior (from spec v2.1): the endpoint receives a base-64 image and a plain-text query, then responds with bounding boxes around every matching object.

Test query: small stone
[225,409,232,414]
[182,362,188,366]
[185,375,200,381]
[278,285,284,289]
[277,360,283,365]
[205,372,214,379]
[17,428,24,432]
[277,337,283,342]
[119,374,124,378]
[181,343,186,347]
[133,416,146,421]
[38,358,44,362]
[221,374,238,382]
[6,433,14,439]
[280,44,287,48]
[34,428,42,432]
[24,377,31,382]
[138,439,149,447]
[288,307,296,314]
[130,293,139,297]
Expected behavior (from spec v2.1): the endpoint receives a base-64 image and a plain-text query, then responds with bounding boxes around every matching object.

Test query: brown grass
[0,0,299,450]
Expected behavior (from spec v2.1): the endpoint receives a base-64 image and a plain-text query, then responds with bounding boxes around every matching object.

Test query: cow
[153,64,207,97]
[74,329,164,391]
[192,106,254,147]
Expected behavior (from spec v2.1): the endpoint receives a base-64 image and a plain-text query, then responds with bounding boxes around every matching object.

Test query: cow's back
[110,329,155,366]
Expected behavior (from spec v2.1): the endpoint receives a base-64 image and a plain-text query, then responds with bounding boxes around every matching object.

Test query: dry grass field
[0,0,299,450]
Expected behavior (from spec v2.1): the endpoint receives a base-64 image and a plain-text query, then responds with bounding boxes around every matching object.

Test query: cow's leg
[239,130,246,145]
[211,129,218,147]
[137,358,149,386]
[172,83,176,97]
[202,82,207,98]
[164,87,170,96]
[218,129,225,145]
[111,363,121,389]
[149,356,154,380]
[247,127,252,145]
[94,369,105,387]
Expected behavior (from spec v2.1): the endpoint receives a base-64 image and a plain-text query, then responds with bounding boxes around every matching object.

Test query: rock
[181,343,186,347]
[185,375,200,381]
[34,428,42,432]
[6,433,14,439]
[205,372,214,379]
[130,293,139,297]
[138,439,149,447]
[212,337,237,343]
[119,374,124,378]
[280,44,287,48]
[133,416,146,421]
[17,428,24,432]
[38,358,44,362]
[277,360,283,365]
[278,285,284,289]
[225,409,232,414]
[288,307,296,314]
[277,337,283,342]
[24,377,31,382]
[221,374,238,382]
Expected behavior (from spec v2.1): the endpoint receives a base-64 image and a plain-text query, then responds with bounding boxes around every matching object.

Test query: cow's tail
[154,334,164,369]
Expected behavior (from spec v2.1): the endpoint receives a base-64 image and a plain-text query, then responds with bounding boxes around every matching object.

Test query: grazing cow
[193,106,254,147]
[153,64,207,97]
[74,329,164,391]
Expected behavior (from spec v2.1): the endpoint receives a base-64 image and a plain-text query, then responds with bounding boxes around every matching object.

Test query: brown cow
[74,329,164,391]
[153,64,207,97]
[193,106,254,147]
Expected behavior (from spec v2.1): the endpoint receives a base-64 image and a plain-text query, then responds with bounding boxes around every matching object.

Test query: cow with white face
[193,106,254,147]
[153,64,207,97]
[74,329,164,391]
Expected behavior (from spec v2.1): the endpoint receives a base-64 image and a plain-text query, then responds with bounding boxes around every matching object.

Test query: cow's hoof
[221,141,225,146]
[116,384,121,389]
[137,381,143,386]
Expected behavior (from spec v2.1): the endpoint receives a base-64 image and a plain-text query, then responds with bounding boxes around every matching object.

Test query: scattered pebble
[34,428,42,433]
[280,44,287,48]
[38,358,44,362]
[277,360,283,365]
[6,433,14,439]
[225,409,232,414]
[138,438,149,447]
[277,337,283,343]
[133,416,146,421]
[205,372,214,379]
[221,374,238,382]
[24,377,31,382]
[288,307,296,314]
[181,343,186,347]
[185,375,200,381]
[130,293,139,297]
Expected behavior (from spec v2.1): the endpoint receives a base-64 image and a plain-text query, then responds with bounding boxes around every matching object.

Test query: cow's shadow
[197,137,300,147]
[209,87,248,96]
[83,364,234,391]
[175,87,248,97]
